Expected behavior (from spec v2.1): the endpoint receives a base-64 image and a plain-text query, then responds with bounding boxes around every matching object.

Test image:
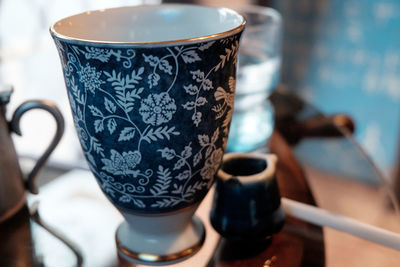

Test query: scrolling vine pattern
[55,35,240,212]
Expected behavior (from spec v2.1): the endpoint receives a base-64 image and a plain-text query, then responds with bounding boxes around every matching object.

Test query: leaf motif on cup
[142,126,180,143]
[147,73,160,88]
[84,47,111,62]
[150,166,172,196]
[159,59,173,75]
[143,54,159,67]
[104,97,117,114]
[198,41,215,51]
[118,127,135,142]
[181,50,201,63]
[107,119,117,135]
[183,84,199,95]
[94,119,104,133]
[158,147,176,160]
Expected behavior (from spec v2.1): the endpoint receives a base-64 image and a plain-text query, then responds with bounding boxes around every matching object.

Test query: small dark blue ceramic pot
[50,4,245,264]
[211,153,285,241]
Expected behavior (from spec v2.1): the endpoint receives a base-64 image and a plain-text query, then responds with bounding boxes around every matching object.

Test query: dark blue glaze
[210,154,285,240]
[52,32,243,214]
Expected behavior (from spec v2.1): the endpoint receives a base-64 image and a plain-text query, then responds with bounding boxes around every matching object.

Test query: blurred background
[1,0,399,266]
[2,0,399,194]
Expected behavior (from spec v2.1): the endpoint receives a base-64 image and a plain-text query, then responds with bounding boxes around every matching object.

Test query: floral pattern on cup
[53,34,241,213]
[139,93,177,126]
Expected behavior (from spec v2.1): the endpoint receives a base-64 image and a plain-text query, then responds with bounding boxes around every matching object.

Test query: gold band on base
[116,221,206,265]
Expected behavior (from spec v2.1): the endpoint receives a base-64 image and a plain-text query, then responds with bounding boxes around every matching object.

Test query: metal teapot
[0,88,64,222]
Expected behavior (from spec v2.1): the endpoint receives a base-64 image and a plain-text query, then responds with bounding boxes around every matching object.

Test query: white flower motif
[200,148,223,180]
[139,92,177,126]
[78,63,104,94]
[101,149,141,176]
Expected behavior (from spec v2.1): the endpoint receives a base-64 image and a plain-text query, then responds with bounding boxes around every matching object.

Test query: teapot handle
[9,100,65,194]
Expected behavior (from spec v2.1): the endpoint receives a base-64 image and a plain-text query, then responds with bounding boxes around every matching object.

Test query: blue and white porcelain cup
[50,4,245,264]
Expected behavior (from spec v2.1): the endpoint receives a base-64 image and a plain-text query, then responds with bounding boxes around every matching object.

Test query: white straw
[281,197,400,250]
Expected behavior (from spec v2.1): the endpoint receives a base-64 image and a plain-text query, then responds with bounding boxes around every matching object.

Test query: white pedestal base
[116,205,205,265]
